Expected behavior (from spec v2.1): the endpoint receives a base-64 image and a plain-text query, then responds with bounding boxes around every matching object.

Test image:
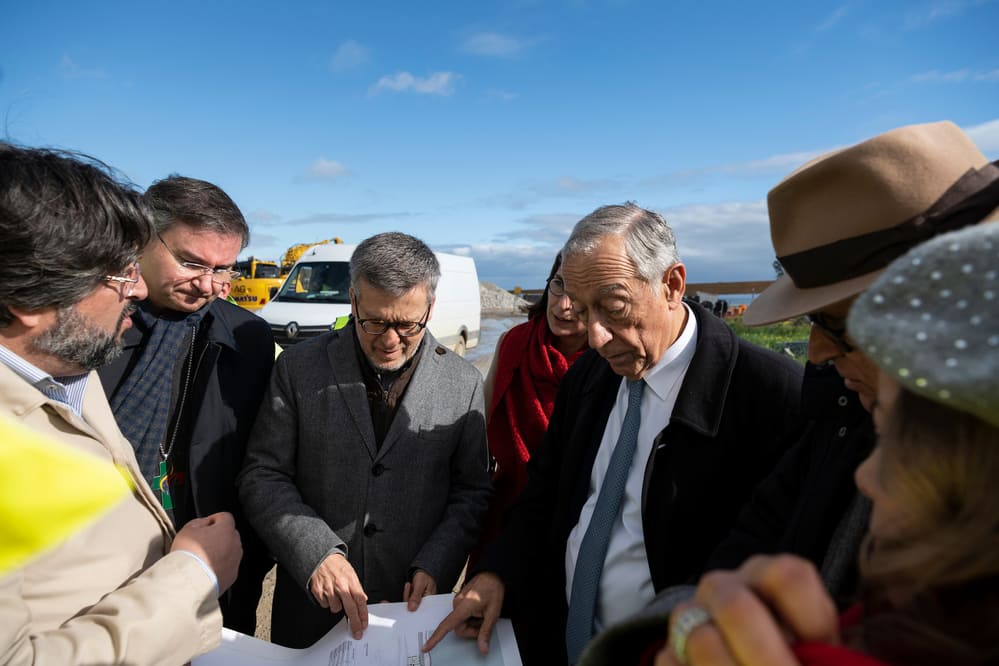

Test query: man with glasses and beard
[97,175,274,635]
[0,144,242,664]
[239,231,491,648]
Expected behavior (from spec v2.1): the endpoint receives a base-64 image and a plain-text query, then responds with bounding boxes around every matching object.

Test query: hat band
[778,161,999,289]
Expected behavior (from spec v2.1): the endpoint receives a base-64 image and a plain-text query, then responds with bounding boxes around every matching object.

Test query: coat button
[372,463,385,476]
[364,523,378,537]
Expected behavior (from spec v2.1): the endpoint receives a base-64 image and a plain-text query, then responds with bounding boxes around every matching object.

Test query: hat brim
[742,270,883,326]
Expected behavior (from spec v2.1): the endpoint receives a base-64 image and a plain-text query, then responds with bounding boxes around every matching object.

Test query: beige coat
[0,363,222,665]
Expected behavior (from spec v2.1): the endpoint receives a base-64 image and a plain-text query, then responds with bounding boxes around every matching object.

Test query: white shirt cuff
[174,549,221,598]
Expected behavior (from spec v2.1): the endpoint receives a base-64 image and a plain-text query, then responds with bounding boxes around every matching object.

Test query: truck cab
[229,257,284,312]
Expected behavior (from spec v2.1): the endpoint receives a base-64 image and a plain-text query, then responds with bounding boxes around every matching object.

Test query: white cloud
[303,157,350,182]
[902,0,990,29]
[485,88,519,102]
[462,32,524,57]
[59,55,107,80]
[966,118,999,152]
[714,150,828,175]
[330,40,370,71]
[455,200,777,286]
[283,211,416,226]
[495,213,582,243]
[660,200,776,280]
[817,5,849,31]
[646,148,829,188]
[246,209,282,223]
[369,71,459,96]
[440,241,564,288]
[481,176,623,210]
[911,68,999,83]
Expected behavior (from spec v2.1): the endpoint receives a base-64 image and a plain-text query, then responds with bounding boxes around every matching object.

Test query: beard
[32,303,134,371]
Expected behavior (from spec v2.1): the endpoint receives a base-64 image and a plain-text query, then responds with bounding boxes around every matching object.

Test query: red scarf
[480,316,586,547]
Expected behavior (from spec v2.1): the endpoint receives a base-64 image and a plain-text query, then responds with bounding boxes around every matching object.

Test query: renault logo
[285,321,299,338]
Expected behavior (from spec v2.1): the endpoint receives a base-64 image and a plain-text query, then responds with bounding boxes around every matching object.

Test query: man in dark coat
[238,232,491,649]
[426,203,803,664]
[98,176,274,635]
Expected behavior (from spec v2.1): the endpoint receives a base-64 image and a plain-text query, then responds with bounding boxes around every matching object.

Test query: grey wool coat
[238,323,491,647]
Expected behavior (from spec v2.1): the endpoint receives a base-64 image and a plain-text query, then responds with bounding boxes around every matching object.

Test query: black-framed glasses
[354,300,431,337]
[103,261,141,297]
[808,312,854,354]
[157,234,241,285]
[548,275,566,297]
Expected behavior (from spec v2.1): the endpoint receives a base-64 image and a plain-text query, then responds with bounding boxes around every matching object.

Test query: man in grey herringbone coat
[238,232,491,648]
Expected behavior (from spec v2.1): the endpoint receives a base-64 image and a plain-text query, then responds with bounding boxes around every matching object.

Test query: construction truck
[230,238,345,313]
[280,237,343,274]
[229,257,284,312]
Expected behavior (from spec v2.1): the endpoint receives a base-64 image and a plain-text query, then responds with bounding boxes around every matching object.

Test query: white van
[259,243,481,355]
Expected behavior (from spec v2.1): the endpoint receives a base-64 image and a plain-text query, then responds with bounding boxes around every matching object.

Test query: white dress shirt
[564,303,698,629]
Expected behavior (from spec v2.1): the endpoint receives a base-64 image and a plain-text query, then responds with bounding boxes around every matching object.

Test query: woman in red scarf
[474,253,587,558]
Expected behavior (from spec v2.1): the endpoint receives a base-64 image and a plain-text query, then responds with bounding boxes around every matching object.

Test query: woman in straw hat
[655,221,999,665]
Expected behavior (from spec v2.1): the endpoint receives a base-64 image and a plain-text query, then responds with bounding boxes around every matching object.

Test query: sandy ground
[252,314,523,640]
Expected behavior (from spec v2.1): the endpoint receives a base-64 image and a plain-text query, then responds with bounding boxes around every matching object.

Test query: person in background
[0,143,241,665]
[475,252,587,559]
[97,176,274,635]
[657,220,999,666]
[238,232,491,648]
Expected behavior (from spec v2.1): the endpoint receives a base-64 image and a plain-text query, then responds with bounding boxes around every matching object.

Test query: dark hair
[526,253,563,320]
[145,175,249,248]
[350,232,440,300]
[853,388,999,664]
[0,143,152,327]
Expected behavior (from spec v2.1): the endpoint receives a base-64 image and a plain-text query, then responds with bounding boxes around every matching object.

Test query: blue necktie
[565,378,645,663]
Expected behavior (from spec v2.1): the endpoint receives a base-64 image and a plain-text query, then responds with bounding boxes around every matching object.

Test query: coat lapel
[376,333,439,460]
[326,327,379,459]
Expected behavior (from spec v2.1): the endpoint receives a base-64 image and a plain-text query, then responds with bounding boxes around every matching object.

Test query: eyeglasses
[157,234,241,285]
[548,275,566,297]
[808,312,854,354]
[103,262,141,297]
[354,299,431,337]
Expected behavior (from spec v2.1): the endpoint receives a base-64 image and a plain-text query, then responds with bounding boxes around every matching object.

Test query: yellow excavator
[230,237,344,312]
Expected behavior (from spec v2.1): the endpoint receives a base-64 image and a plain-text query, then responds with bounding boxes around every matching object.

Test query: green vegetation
[726,316,811,363]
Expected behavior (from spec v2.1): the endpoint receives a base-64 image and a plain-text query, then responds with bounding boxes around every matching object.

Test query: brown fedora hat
[743,120,999,326]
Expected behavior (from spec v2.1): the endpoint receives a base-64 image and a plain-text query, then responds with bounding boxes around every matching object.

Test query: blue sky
[3,1,997,289]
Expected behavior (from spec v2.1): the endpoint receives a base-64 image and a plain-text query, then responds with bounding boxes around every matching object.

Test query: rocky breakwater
[480,281,530,315]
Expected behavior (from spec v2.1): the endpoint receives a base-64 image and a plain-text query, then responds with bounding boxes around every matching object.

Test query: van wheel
[454,337,467,357]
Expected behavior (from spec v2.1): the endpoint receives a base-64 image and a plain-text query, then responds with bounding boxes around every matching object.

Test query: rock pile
[480,282,530,314]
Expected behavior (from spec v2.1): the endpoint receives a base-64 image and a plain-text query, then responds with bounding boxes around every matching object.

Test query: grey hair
[350,232,440,301]
[145,175,250,249]
[562,202,680,284]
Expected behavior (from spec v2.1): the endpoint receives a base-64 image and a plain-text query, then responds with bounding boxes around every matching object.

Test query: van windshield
[275,262,351,304]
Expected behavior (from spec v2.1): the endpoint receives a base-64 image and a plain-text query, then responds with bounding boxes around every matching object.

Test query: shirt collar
[640,302,698,401]
[0,344,90,416]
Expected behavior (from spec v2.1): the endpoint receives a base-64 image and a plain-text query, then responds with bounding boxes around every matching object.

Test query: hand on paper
[655,555,839,666]
[404,569,437,611]
[422,572,505,655]
[310,552,369,639]
[171,511,242,593]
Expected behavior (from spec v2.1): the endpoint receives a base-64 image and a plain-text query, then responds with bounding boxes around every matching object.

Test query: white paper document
[194,593,522,666]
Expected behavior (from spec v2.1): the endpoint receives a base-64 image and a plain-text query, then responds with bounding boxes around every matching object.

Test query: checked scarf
[110,302,204,487]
